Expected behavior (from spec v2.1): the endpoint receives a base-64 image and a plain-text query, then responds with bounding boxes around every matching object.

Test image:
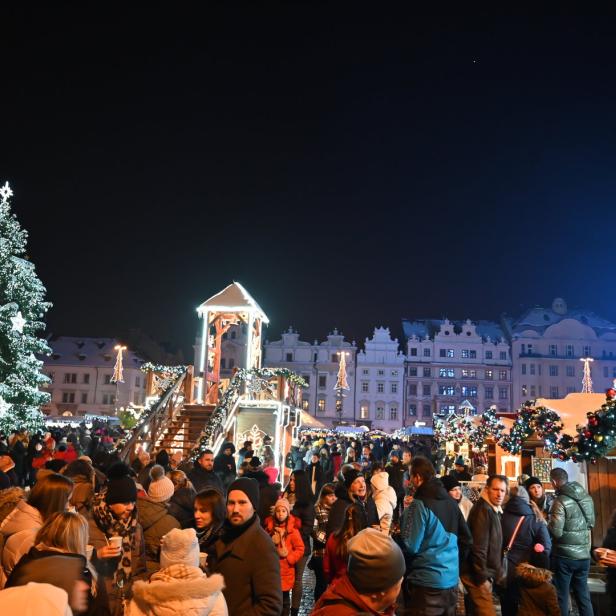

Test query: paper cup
[199,552,208,568]
[86,545,94,560]
[109,536,123,551]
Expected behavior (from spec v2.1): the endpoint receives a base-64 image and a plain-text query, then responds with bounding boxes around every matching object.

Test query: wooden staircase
[155,403,216,457]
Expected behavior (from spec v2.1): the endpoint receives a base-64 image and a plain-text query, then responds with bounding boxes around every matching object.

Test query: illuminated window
[317,398,326,413]
[439,368,455,378]
[461,369,476,378]
[485,370,493,380]
[360,404,369,419]
[376,405,384,419]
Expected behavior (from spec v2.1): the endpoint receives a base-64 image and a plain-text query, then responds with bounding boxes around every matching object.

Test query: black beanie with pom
[105,462,137,505]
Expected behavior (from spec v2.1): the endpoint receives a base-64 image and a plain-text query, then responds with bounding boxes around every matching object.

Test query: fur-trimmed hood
[516,562,553,587]
[130,568,225,616]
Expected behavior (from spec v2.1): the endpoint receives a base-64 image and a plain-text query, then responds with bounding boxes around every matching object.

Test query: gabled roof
[43,337,144,368]
[197,282,269,323]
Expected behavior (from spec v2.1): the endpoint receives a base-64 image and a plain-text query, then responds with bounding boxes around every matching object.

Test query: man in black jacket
[213,442,236,491]
[188,449,224,494]
[326,467,379,536]
[461,474,507,616]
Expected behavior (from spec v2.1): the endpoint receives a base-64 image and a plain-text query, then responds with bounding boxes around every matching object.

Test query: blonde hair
[35,510,88,556]
[35,511,98,588]
[168,469,191,490]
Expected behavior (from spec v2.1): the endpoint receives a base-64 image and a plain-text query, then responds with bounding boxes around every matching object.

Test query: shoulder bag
[496,515,525,588]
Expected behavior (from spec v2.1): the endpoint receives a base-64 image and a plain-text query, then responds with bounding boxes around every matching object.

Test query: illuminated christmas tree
[0,182,51,434]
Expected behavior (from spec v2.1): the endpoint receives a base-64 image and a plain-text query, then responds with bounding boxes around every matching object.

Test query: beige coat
[0,500,43,579]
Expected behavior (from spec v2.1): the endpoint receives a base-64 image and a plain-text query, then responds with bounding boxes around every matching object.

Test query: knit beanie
[441,475,461,492]
[249,456,262,469]
[147,465,175,503]
[347,528,406,593]
[274,497,291,517]
[228,477,260,510]
[454,456,465,466]
[343,468,363,490]
[105,463,138,505]
[160,528,200,569]
[524,476,542,491]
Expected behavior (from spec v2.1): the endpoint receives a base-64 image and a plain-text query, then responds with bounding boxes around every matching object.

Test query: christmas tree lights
[468,406,505,450]
[580,357,594,393]
[0,182,52,434]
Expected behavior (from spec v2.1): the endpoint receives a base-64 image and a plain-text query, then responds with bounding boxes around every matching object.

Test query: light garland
[468,406,505,450]
[192,366,307,457]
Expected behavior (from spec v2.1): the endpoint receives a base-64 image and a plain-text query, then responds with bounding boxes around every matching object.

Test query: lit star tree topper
[0,181,52,434]
[334,349,350,419]
[111,344,126,383]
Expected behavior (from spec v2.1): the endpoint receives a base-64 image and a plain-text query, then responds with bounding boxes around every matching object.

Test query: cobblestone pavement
[298,566,316,615]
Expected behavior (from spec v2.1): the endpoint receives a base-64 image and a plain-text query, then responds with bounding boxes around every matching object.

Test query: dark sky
[3,6,616,356]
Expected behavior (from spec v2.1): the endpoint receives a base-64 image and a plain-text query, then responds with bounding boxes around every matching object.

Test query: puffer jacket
[0,487,25,527]
[127,565,227,616]
[548,481,595,560]
[137,497,181,561]
[516,562,560,616]
[370,471,398,533]
[501,495,551,583]
[264,515,305,591]
[0,500,43,577]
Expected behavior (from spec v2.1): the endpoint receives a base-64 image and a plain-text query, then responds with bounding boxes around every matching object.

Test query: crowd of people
[0,425,614,616]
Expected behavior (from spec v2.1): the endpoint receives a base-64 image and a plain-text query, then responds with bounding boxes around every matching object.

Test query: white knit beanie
[160,528,200,569]
[147,465,175,503]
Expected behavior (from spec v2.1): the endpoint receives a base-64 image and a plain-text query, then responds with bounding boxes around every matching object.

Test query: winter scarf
[92,490,138,589]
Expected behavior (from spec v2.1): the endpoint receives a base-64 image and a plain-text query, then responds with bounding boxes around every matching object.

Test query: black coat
[463,495,503,585]
[326,488,379,537]
[292,500,314,557]
[213,449,237,488]
[501,496,551,581]
[386,461,406,499]
[168,485,197,529]
[188,464,225,495]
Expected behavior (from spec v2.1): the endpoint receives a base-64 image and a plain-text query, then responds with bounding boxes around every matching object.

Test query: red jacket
[54,445,78,463]
[323,533,347,583]
[311,574,396,616]
[264,515,304,591]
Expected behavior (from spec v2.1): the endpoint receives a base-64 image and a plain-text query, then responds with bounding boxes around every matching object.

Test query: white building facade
[504,298,616,408]
[264,328,358,427]
[355,327,405,431]
[403,318,512,425]
[42,337,146,417]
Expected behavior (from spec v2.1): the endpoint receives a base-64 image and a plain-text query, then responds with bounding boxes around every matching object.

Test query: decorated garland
[192,366,307,457]
[555,389,616,462]
[140,363,187,378]
[434,413,474,445]
[498,402,564,455]
[468,406,505,450]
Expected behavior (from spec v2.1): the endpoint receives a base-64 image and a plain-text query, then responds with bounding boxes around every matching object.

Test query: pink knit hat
[147,465,175,503]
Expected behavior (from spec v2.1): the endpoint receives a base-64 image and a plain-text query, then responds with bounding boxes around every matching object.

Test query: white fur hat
[160,528,200,569]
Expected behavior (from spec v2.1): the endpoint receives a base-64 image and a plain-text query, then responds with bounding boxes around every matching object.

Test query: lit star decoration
[11,311,26,332]
[0,182,13,202]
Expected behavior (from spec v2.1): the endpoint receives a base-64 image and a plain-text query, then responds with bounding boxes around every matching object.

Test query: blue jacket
[401,478,466,589]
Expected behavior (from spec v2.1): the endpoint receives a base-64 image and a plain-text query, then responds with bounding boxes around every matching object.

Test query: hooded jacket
[401,477,471,589]
[213,444,236,489]
[548,481,595,560]
[311,573,396,616]
[515,563,560,616]
[326,483,378,537]
[0,486,25,527]
[0,499,43,576]
[137,496,181,561]
[501,495,551,581]
[370,471,398,533]
[264,514,305,591]
[127,566,227,616]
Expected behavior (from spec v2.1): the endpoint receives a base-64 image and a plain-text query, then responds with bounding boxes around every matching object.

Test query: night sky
[3,7,616,357]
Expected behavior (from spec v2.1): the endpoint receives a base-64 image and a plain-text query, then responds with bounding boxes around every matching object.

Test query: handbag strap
[506,515,525,551]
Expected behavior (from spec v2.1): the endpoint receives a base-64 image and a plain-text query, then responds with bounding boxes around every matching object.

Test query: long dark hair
[287,469,313,506]
[194,489,226,528]
[333,505,362,561]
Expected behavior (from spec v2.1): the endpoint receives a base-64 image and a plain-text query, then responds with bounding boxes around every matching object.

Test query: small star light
[11,311,26,333]
[0,182,13,202]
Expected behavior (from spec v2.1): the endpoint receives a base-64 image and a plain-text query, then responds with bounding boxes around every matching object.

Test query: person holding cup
[88,463,146,615]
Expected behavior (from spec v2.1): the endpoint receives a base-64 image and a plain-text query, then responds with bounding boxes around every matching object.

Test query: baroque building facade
[403,318,512,426]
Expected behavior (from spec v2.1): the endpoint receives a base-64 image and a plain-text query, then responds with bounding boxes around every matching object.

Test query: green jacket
[548,481,595,560]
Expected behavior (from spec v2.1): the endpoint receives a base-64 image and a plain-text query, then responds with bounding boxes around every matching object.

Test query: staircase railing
[117,371,187,462]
